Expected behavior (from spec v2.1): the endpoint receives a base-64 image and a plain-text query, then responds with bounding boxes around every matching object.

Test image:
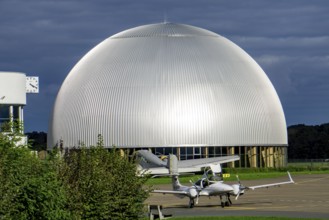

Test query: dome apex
[110,23,219,39]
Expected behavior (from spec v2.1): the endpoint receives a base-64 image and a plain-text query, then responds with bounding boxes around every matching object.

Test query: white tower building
[0,72,26,133]
[0,71,39,145]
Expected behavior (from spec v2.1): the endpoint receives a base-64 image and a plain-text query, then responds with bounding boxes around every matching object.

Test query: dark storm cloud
[0,0,328,131]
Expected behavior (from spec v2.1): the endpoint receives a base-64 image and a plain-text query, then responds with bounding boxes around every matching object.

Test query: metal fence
[288,159,329,168]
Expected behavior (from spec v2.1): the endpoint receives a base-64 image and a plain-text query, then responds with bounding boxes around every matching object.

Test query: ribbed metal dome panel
[48,23,287,148]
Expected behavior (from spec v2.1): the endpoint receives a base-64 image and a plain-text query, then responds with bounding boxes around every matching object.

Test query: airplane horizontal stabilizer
[248,172,294,190]
[153,189,189,195]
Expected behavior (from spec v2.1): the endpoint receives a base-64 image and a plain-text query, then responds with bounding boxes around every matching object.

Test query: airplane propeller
[195,191,200,205]
[235,175,248,200]
[189,180,202,204]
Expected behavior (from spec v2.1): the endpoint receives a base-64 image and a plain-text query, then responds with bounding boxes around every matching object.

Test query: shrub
[0,133,70,219]
[58,137,150,219]
[0,132,150,219]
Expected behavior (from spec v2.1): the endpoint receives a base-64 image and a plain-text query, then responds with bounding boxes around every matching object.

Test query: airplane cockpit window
[204,168,223,182]
[195,178,209,188]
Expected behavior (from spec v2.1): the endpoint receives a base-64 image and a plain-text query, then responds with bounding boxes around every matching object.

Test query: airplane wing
[152,190,188,195]
[136,150,240,175]
[136,150,167,167]
[178,155,240,168]
[248,172,294,190]
[137,166,201,175]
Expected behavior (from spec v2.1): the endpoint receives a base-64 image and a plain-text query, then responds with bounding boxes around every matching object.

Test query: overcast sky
[1,0,328,132]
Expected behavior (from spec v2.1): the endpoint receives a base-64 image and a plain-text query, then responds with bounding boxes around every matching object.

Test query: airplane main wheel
[221,202,225,208]
[225,201,230,207]
[189,199,195,208]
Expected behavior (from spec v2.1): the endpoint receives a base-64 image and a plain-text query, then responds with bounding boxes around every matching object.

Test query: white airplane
[136,150,240,175]
[152,154,294,208]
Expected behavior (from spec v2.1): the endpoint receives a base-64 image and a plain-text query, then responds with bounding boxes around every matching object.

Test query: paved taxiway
[146,173,329,219]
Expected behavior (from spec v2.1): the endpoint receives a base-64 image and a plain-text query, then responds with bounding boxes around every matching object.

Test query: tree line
[288,123,329,159]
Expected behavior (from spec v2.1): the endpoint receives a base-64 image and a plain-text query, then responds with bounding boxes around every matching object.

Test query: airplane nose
[189,188,198,198]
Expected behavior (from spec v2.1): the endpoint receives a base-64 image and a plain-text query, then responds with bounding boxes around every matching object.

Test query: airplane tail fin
[168,154,179,175]
[209,163,224,181]
[168,154,181,190]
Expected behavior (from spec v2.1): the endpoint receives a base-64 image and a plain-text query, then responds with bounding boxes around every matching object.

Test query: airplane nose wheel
[220,196,225,208]
[189,199,195,208]
[220,195,231,208]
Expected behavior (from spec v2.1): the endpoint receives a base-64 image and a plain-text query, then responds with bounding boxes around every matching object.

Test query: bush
[59,145,149,219]
[0,133,70,219]
[0,133,150,219]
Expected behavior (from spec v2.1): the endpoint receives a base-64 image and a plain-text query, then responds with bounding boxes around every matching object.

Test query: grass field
[288,161,329,169]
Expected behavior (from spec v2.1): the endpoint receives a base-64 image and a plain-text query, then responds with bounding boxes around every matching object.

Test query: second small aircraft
[152,154,294,208]
[136,150,239,175]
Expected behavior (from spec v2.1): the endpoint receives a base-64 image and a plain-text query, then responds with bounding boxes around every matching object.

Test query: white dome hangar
[48,23,287,167]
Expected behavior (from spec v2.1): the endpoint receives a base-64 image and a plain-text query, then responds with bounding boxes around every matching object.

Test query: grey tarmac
[146,173,329,219]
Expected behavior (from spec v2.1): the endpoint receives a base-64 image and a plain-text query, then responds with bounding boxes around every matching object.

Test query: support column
[228,146,235,168]
[282,146,286,167]
[273,147,279,168]
[244,146,248,167]
[18,106,24,134]
[261,147,266,167]
[247,146,257,168]
[277,147,284,167]
[279,147,284,167]
[284,146,288,167]
[251,147,257,168]
[238,146,242,168]
[267,147,274,167]
[120,149,125,157]
[203,146,209,158]
[176,147,180,160]
[9,105,13,132]
[257,146,263,168]
[265,147,269,167]
[259,147,262,168]
[277,147,281,167]
[246,147,249,168]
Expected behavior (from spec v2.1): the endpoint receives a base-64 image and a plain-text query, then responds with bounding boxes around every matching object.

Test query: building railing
[287,159,329,169]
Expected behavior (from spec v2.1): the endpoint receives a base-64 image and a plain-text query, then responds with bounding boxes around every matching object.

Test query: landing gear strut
[189,199,195,208]
[228,195,232,205]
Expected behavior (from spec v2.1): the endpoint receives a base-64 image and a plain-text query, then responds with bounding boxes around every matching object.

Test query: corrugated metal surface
[48,23,287,148]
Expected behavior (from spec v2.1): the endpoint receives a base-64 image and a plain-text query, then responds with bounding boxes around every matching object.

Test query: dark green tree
[288,123,329,159]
